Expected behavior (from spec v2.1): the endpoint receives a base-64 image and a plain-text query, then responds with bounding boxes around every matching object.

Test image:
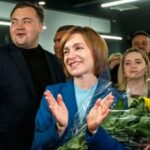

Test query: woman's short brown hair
[59,26,108,78]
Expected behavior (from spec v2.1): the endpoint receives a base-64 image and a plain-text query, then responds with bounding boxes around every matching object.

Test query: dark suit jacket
[0,43,65,150]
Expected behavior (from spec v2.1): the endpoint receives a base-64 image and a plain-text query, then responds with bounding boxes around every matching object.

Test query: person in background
[54,25,74,58]
[118,48,150,106]
[32,26,126,150]
[0,2,65,150]
[131,31,150,58]
[117,48,150,149]
[100,63,111,81]
[109,52,122,86]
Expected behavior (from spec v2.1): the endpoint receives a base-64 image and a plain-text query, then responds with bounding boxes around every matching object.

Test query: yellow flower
[143,97,150,110]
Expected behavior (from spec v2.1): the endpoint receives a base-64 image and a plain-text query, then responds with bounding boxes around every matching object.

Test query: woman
[118,48,150,106]
[32,26,126,150]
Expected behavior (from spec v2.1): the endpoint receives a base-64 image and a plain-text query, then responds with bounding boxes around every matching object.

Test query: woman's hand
[44,90,68,136]
[86,93,114,135]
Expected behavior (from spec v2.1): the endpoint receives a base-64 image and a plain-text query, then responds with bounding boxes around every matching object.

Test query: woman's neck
[74,74,98,90]
[127,78,147,96]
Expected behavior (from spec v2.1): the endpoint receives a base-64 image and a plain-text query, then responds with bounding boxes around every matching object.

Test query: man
[53,25,74,58]
[132,31,150,56]
[0,2,65,150]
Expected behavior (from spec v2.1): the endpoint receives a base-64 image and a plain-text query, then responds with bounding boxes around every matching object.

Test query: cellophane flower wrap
[57,67,150,150]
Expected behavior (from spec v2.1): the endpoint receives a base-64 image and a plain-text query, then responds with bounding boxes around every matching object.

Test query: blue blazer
[0,43,65,150]
[32,79,127,150]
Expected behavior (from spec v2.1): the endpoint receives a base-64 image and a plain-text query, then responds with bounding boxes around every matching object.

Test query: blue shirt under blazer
[32,79,127,150]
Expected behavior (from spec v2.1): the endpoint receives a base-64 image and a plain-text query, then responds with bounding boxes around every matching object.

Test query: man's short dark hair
[132,30,150,40]
[56,25,75,33]
[10,1,44,23]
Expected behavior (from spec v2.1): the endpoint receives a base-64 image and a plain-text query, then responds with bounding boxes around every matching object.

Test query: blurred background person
[109,52,122,86]
[54,25,74,58]
[131,31,150,59]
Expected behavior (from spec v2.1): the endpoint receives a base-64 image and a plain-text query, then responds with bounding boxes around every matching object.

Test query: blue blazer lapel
[61,80,79,136]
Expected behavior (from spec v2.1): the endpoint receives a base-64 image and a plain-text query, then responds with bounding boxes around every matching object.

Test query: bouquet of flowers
[102,96,150,150]
[57,96,150,150]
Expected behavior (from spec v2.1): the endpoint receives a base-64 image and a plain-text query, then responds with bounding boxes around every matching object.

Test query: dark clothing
[110,64,119,85]
[21,45,53,101]
[100,65,111,81]
[0,43,65,150]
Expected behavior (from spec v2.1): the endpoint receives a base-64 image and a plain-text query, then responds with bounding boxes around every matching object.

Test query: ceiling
[1,0,150,49]
[3,0,150,34]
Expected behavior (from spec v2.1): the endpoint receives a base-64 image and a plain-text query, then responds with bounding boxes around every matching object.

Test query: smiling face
[10,7,43,49]
[63,33,94,78]
[123,51,147,79]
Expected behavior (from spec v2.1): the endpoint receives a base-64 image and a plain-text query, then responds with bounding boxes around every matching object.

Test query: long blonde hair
[118,48,150,91]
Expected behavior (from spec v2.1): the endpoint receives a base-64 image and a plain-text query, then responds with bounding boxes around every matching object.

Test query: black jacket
[0,43,65,150]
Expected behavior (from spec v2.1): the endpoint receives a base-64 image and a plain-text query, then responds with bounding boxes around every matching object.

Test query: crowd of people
[0,1,149,150]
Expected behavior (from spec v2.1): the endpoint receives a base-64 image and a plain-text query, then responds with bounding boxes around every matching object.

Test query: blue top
[75,82,97,122]
[32,78,127,150]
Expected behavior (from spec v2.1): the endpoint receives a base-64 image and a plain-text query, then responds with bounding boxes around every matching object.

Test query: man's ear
[40,23,44,33]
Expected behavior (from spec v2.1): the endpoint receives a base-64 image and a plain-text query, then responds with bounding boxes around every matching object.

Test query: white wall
[0,2,111,53]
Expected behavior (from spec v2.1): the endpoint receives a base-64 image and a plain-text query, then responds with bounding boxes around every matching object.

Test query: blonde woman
[118,48,150,106]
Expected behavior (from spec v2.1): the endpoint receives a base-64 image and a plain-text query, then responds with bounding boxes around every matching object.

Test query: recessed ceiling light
[110,4,139,11]
[101,0,140,8]
[101,34,123,40]
[43,26,47,30]
[38,0,46,6]
[0,21,11,26]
